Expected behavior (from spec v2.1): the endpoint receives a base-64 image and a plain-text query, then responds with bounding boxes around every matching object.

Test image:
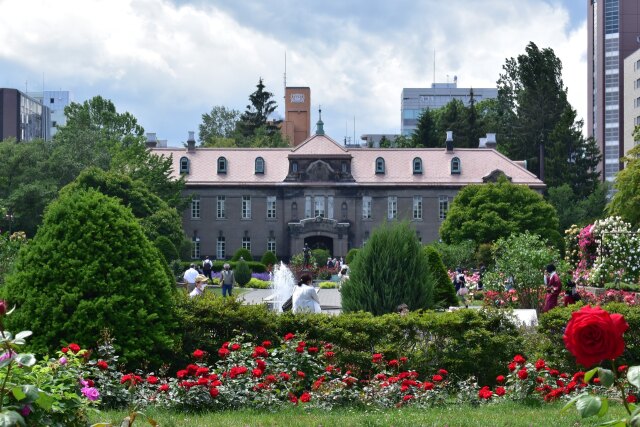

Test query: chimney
[485,133,497,149]
[145,132,157,148]
[445,130,454,152]
[187,131,196,152]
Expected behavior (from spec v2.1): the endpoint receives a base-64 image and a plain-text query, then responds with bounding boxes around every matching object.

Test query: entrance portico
[288,216,350,258]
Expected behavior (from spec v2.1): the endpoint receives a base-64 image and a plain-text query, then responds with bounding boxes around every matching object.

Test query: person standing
[189,274,208,298]
[202,256,213,280]
[542,264,561,312]
[292,273,321,313]
[220,263,235,297]
[183,264,199,292]
[303,244,311,268]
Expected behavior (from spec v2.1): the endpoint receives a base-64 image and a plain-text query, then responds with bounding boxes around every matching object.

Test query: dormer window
[255,157,265,174]
[179,157,190,174]
[375,157,385,174]
[217,156,227,174]
[292,161,298,173]
[451,157,461,174]
[413,157,423,174]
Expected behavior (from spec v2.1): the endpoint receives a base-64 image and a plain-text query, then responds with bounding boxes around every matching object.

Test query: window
[292,161,298,173]
[267,196,276,219]
[50,97,55,104]
[217,157,227,174]
[191,195,200,219]
[451,157,461,174]
[341,162,348,173]
[242,236,251,252]
[291,202,298,220]
[341,202,348,219]
[387,196,397,220]
[413,196,423,220]
[305,196,311,218]
[413,157,423,174]
[180,157,189,174]
[439,196,449,220]
[216,236,226,260]
[192,238,200,259]
[267,237,276,255]
[255,157,265,174]
[242,196,251,219]
[375,157,385,174]
[314,196,325,217]
[362,196,372,219]
[217,196,226,219]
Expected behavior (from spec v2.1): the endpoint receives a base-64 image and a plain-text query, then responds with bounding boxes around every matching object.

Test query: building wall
[282,87,310,146]
[588,0,640,182]
[401,84,498,136]
[0,88,51,142]
[623,48,640,156]
[29,90,71,137]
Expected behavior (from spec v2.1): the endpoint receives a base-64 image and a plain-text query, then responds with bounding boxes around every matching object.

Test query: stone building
[151,122,544,261]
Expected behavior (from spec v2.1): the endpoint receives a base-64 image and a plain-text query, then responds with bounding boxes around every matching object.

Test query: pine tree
[238,78,279,137]
[412,109,438,147]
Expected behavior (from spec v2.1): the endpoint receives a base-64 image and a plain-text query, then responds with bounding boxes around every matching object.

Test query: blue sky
[0,0,587,146]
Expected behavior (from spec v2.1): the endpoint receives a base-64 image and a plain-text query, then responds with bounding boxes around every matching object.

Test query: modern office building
[0,88,51,142]
[588,0,640,181]
[150,121,543,261]
[401,81,498,136]
[29,90,71,138]
[623,47,640,156]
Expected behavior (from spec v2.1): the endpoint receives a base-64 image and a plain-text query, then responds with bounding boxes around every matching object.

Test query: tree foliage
[341,222,433,315]
[547,182,607,232]
[608,142,640,227]
[260,251,277,268]
[483,233,565,310]
[412,108,438,147]
[198,105,240,144]
[423,246,458,308]
[2,189,179,368]
[429,240,477,271]
[231,248,253,262]
[238,78,279,137]
[234,258,252,287]
[440,177,561,247]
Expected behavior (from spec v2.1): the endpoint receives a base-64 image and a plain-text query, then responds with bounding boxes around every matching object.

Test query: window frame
[255,157,265,174]
[216,236,226,260]
[362,196,372,219]
[413,196,423,220]
[191,195,200,219]
[266,196,277,219]
[217,195,226,219]
[217,156,227,174]
[242,195,252,219]
[375,157,385,174]
[451,157,461,174]
[180,157,190,174]
[413,157,423,174]
[387,196,397,220]
[439,196,449,221]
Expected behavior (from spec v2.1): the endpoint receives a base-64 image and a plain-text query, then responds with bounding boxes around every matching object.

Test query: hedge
[174,293,522,385]
[177,260,266,274]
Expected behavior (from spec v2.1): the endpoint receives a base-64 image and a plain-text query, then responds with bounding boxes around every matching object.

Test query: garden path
[241,288,342,314]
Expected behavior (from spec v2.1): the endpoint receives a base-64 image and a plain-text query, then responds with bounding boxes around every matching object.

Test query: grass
[89,401,629,426]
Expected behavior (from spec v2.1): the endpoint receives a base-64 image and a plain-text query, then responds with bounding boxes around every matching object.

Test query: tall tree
[238,78,279,137]
[435,99,467,147]
[198,105,240,144]
[607,141,640,227]
[412,108,438,147]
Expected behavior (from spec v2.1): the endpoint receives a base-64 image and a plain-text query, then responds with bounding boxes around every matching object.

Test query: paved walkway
[240,288,342,314]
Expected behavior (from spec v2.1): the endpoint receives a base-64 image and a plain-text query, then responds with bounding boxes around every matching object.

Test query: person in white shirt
[189,274,208,298]
[292,273,321,314]
[183,264,199,291]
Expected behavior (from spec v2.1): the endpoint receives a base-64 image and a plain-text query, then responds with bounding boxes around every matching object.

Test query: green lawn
[90,401,629,426]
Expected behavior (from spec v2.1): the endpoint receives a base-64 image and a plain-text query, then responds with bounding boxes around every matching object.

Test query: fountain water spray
[269,262,296,312]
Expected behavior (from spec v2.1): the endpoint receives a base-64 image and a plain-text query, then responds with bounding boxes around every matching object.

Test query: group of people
[183,259,235,298]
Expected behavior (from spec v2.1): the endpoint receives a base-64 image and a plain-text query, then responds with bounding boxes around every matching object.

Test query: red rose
[403,394,413,401]
[218,348,230,358]
[209,387,219,398]
[432,374,443,382]
[508,362,516,372]
[627,395,638,403]
[372,353,383,363]
[197,377,208,386]
[289,393,298,404]
[193,349,204,359]
[549,369,560,377]
[563,306,629,368]
[298,341,307,348]
[147,376,159,385]
[252,368,263,378]
[295,347,304,353]
[478,386,493,399]
[177,370,188,379]
[535,359,546,371]
[256,359,267,370]
[196,367,209,377]
[97,360,108,370]
[513,354,526,364]
[69,343,81,353]
[159,384,169,392]
[262,340,272,348]
[324,343,333,350]
[438,369,448,376]
[252,346,269,358]
[496,375,505,384]
[495,386,506,396]
[618,365,629,373]
[593,377,601,385]
[279,372,291,381]
[297,371,306,378]
[324,351,335,358]
[422,382,434,390]
[61,347,69,354]
[517,369,528,380]
[307,347,319,354]
[284,333,295,341]
[388,359,399,367]
[230,343,241,351]
[300,391,311,403]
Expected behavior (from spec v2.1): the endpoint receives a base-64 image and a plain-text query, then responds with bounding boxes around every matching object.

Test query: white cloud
[0,0,586,144]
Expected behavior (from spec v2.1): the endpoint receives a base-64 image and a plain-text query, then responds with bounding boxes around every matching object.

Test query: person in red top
[542,264,561,313]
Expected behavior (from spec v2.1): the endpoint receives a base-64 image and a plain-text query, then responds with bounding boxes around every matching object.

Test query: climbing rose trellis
[589,217,640,286]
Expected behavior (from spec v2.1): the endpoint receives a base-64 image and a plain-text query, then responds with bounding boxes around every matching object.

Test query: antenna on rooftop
[283,51,287,102]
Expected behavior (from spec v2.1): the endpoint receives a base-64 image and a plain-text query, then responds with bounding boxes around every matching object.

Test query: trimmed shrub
[429,240,476,270]
[247,278,270,289]
[345,248,359,265]
[319,281,337,289]
[176,260,266,273]
[155,235,179,263]
[424,246,458,308]
[341,222,433,314]
[231,248,253,262]
[3,189,179,368]
[261,251,277,267]
[234,258,252,287]
[311,248,331,266]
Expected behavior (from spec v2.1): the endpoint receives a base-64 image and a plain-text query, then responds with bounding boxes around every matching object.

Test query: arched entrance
[304,235,333,255]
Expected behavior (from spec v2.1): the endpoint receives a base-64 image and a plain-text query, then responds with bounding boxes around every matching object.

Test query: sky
[0,0,587,147]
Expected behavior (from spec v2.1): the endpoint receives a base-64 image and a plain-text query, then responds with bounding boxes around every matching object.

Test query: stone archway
[304,235,334,256]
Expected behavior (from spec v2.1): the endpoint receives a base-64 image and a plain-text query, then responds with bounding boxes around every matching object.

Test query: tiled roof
[151,134,544,188]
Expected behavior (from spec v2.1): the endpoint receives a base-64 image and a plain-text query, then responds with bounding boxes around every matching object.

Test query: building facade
[0,88,51,142]
[28,90,71,138]
[401,82,498,136]
[151,126,543,261]
[280,87,311,146]
[588,0,640,181]
[623,47,640,156]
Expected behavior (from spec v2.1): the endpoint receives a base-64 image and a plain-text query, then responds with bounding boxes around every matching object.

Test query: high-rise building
[0,88,51,142]
[588,0,640,182]
[623,48,640,156]
[401,81,497,136]
[281,87,311,146]
[29,90,71,138]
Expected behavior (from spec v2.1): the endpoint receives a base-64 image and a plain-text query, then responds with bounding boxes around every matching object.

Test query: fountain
[265,262,296,312]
